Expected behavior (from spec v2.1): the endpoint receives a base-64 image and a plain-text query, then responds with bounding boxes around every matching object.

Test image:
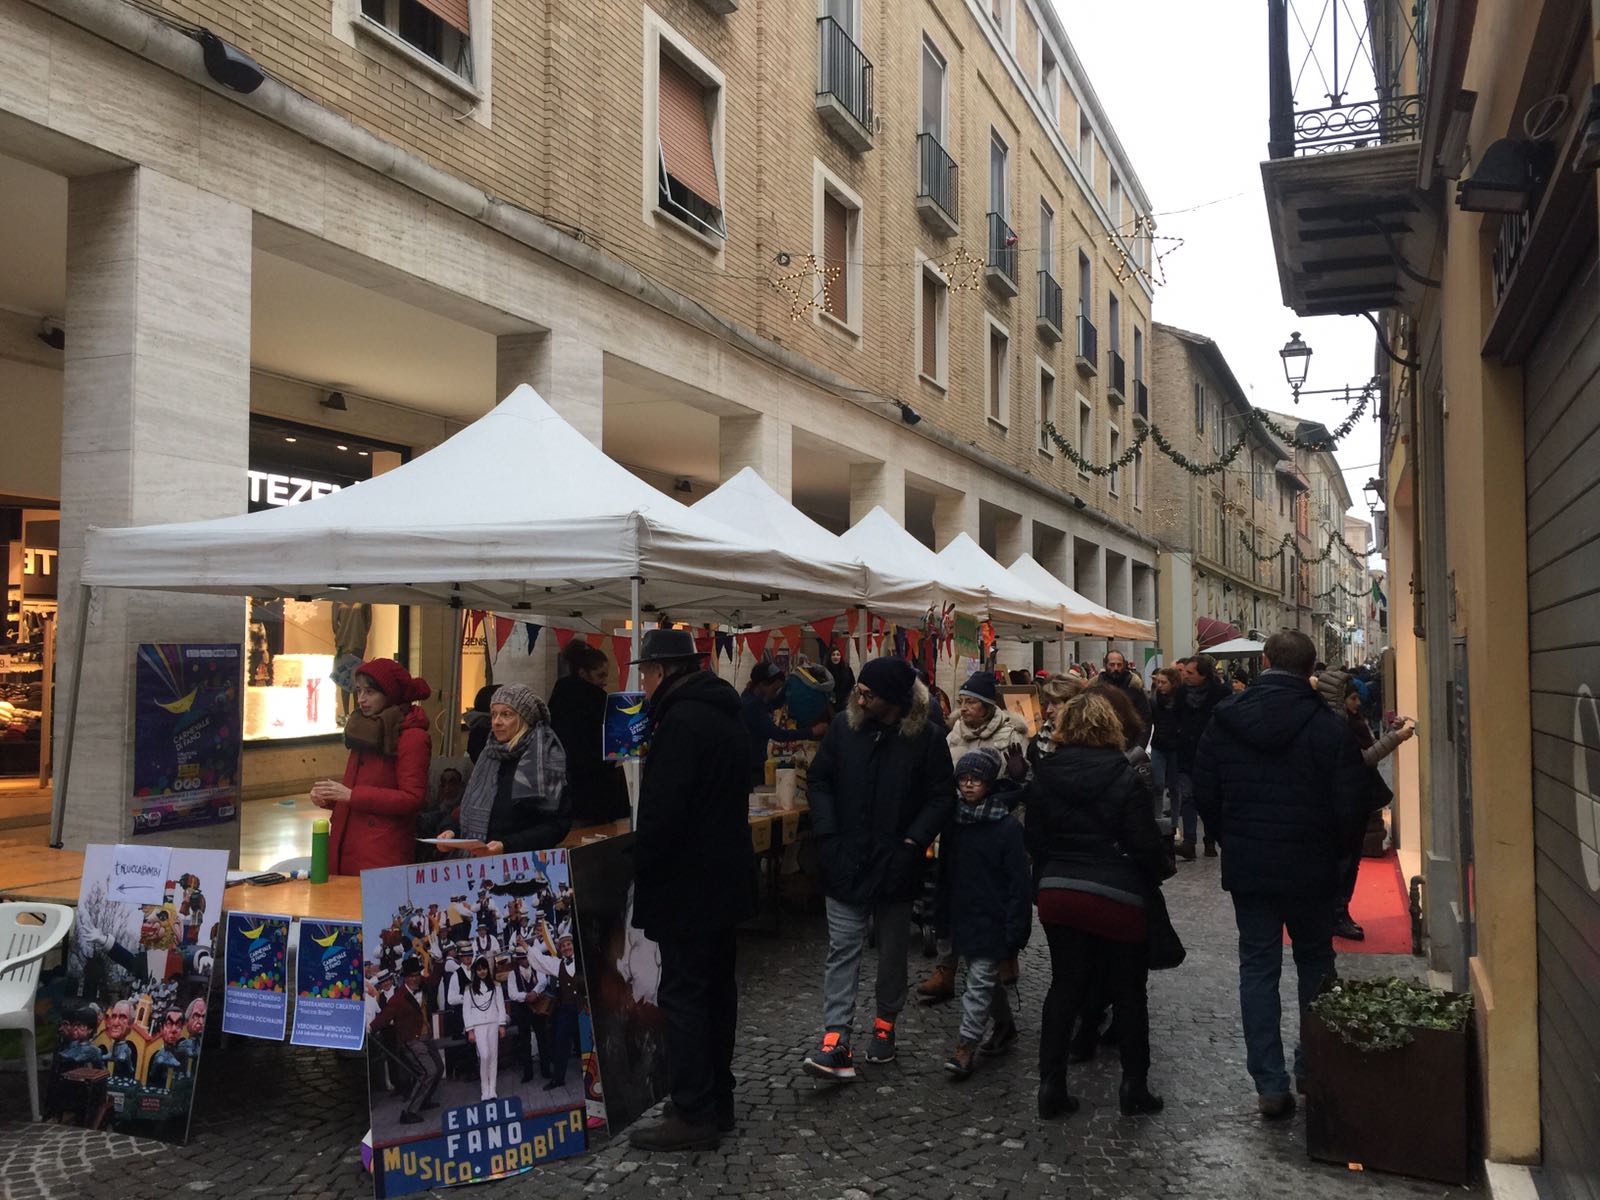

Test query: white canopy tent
[836,507,990,623]
[81,386,867,624]
[1205,637,1265,656]
[933,534,1064,633]
[1005,553,1156,641]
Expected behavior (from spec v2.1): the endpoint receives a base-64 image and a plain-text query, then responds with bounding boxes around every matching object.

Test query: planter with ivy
[1304,978,1475,1185]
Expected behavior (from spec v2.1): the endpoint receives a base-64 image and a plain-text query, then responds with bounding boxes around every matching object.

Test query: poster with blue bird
[222,912,290,1040]
[131,643,243,835]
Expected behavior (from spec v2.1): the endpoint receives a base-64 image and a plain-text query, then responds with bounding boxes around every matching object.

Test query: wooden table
[0,846,86,903]
[222,876,363,923]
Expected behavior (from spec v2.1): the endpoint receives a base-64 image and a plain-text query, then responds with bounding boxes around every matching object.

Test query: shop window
[0,510,58,778]
[244,417,408,744]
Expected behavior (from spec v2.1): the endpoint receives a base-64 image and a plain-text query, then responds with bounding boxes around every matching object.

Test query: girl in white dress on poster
[461,955,507,1101]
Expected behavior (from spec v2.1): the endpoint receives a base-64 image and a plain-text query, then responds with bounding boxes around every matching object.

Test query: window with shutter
[921,275,939,378]
[658,51,725,238]
[362,0,472,78]
[822,194,849,319]
[1038,368,1055,453]
[987,327,1009,423]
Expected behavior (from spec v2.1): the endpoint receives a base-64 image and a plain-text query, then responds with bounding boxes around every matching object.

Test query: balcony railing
[985,212,1019,295]
[1107,351,1126,401]
[915,133,959,233]
[1075,316,1098,374]
[1134,379,1149,422]
[816,16,873,151]
[1037,270,1063,340]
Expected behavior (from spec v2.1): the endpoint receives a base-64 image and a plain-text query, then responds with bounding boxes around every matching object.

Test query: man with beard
[1092,650,1152,747]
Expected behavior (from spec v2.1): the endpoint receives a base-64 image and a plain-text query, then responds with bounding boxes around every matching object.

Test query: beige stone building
[1149,325,1300,655]
[0,0,1165,850]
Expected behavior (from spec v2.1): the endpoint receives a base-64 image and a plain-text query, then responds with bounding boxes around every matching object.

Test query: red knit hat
[354,658,431,704]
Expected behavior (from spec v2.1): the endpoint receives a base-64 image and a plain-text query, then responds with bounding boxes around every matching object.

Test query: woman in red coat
[310,658,433,875]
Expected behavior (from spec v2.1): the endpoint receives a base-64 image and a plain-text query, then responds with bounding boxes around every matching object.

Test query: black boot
[1037,1075,1080,1119]
[1176,841,1197,862]
[1119,1076,1164,1116]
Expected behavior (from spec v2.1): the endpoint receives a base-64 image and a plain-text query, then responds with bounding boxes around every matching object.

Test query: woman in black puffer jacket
[1026,690,1173,1121]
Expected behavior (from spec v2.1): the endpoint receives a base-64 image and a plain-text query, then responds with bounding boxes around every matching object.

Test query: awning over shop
[1197,616,1242,650]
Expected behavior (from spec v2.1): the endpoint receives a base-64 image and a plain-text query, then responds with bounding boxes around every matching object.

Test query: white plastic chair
[0,901,76,1122]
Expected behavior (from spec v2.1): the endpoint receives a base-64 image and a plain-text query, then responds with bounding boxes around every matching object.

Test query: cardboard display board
[998,685,1042,737]
[567,834,668,1133]
[56,844,227,1141]
[361,852,589,1198]
[130,644,243,835]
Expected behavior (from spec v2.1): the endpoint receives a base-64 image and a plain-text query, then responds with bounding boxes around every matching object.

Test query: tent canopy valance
[1005,553,1154,641]
[81,387,866,626]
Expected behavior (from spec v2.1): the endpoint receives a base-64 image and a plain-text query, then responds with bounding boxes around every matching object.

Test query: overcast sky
[1058,0,1384,539]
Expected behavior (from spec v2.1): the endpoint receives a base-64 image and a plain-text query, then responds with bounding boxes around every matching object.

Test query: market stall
[1005,552,1156,641]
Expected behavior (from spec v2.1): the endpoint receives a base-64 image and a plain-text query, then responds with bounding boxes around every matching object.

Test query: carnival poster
[361,852,590,1198]
[221,912,289,1040]
[56,844,227,1142]
[292,919,366,1051]
[131,643,243,835]
[602,692,649,762]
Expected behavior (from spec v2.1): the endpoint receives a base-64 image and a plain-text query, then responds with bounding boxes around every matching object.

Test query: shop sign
[22,519,58,599]
[247,470,342,509]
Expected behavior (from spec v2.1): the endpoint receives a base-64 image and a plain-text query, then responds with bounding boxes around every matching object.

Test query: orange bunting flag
[811,616,839,648]
[745,629,770,659]
[553,627,575,651]
[781,625,803,655]
[585,632,606,650]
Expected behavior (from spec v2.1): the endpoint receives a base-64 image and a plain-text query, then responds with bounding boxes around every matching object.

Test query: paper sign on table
[109,844,171,905]
[290,920,365,1051]
[221,912,290,1040]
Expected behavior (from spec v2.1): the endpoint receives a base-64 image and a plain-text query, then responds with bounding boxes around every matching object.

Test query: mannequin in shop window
[310,658,433,874]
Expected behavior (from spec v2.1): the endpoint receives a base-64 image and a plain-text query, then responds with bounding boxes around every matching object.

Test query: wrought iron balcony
[915,133,959,235]
[1074,316,1097,376]
[985,212,1019,296]
[1036,270,1063,342]
[816,16,873,152]
[1107,352,1126,403]
[1133,379,1149,424]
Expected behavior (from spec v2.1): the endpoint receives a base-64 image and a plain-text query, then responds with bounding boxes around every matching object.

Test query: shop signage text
[247,470,343,508]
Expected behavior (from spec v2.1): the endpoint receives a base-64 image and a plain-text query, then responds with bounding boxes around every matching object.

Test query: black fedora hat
[629,628,708,665]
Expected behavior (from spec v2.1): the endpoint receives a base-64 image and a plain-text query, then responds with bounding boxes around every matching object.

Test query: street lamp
[1280,331,1312,401]
[1362,477,1381,515]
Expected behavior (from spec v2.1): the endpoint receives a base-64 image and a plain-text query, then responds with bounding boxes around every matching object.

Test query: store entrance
[1,502,60,781]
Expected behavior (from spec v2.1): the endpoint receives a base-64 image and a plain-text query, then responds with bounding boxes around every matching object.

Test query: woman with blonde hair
[1026,690,1173,1120]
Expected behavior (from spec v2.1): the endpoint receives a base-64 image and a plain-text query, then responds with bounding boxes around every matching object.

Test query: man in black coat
[1192,629,1366,1119]
[1096,650,1152,746]
[628,630,756,1152]
[1173,653,1231,859]
[802,657,954,1080]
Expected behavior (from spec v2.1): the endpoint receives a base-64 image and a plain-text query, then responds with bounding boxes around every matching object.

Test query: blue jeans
[1232,893,1337,1097]
[1150,749,1176,831]
[1175,771,1205,844]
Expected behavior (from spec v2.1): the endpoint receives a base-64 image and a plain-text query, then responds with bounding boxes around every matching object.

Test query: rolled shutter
[921,276,938,377]
[989,332,1002,417]
[823,195,849,318]
[415,0,470,34]
[659,55,721,207]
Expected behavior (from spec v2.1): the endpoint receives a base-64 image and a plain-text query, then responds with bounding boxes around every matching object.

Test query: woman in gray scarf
[437,684,571,854]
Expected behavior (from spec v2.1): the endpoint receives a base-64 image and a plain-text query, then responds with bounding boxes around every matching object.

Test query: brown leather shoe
[943,1041,977,1079]
[630,1113,722,1152]
[916,961,956,1003]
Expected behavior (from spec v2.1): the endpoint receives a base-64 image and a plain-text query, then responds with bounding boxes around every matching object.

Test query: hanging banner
[602,693,650,762]
[62,844,226,1141]
[362,852,590,1198]
[291,920,367,1051]
[131,644,243,836]
[221,912,290,1041]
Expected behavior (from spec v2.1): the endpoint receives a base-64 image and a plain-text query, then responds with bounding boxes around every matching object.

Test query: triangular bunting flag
[906,630,922,658]
[586,632,605,650]
[694,629,714,657]
[523,622,542,653]
[614,636,633,673]
[781,625,803,655]
[811,616,839,649]
[466,610,485,639]
[493,616,515,653]
[554,627,575,651]
[746,629,771,659]
[716,632,734,661]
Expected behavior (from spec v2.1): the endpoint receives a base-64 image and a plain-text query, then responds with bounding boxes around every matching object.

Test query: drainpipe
[35,0,1156,553]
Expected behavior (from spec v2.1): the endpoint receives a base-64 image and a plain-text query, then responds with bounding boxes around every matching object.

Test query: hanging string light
[769,253,845,322]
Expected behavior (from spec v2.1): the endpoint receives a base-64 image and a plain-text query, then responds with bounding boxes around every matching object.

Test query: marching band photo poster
[221,912,290,1040]
[57,844,227,1142]
[361,851,590,1198]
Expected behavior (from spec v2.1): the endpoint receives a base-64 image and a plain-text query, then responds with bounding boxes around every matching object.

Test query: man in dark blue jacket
[1193,629,1365,1120]
[802,657,954,1080]
[739,661,791,785]
[629,630,757,1152]
[1174,654,1231,859]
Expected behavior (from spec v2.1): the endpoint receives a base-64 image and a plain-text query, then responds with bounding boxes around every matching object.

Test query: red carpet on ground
[1281,851,1413,955]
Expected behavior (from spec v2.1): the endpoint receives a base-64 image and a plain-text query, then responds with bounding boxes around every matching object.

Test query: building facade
[0,0,1165,846]
[1261,0,1599,1188]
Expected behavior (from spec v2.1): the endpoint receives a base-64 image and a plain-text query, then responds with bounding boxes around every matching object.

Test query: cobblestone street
[0,856,1473,1200]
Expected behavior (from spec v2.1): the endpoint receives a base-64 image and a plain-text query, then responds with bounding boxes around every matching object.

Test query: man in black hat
[628,628,757,1152]
[802,656,954,1080]
[369,956,443,1124]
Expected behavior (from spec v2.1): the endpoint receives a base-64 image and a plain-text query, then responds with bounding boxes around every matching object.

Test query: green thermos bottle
[310,817,330,884]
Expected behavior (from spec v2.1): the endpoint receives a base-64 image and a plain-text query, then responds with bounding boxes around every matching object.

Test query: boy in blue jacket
[937,749,1032,1078]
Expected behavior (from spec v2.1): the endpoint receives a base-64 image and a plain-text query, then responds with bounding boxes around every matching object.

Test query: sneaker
[917,961,956,1004]
[802,1031,856,1081]
[1257,1092,1296,1120]
[943,1041,977,1079]
[979,1018,1018,1057]
[865,1017,896,1064]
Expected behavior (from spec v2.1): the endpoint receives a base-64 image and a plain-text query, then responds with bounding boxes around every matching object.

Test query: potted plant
[1304,978,1475,1185]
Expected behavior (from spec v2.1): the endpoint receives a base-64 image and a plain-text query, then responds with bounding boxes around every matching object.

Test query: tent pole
[626,576,642,828]
[854,605,866,668]
[49,584,93,849]
[443,605,465,758]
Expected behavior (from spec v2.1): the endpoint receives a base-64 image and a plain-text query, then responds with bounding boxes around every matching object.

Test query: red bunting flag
[846,608,859,636]
[811,615,839,648]
[613,636,633,674]
[586,632,605,650]
[781,625,803,655]
[493,616,515,653]
[553,627,575,651]
[906,630,922,658]
[466,610,485,639]
[746,629,771,659]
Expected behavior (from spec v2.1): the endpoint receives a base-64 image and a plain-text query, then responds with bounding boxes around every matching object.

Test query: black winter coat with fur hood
[808,681,956,906]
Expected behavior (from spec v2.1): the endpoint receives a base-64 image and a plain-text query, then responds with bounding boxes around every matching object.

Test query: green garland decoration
[1237,528,1381,568]
[1311,579,1378,602]
[1042,381,1375,481]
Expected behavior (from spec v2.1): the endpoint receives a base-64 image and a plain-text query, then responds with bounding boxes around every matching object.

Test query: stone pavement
[0,856,1476,1200]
